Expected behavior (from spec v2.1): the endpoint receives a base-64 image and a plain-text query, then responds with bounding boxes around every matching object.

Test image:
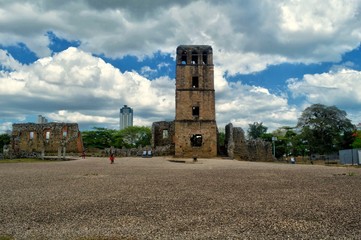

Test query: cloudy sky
[1,0,361,133]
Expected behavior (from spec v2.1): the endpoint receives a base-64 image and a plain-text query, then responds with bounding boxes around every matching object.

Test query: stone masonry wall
[225,123,275,162]
[11,123,83,157]
[174,120,217,158]
[151,121,175,156]
[174,45,217,158]
[225,123,234,159]
[246,139,274,162]
[151,121,175,148]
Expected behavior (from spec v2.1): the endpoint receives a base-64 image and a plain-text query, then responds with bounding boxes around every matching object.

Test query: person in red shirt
[109,153,115,164]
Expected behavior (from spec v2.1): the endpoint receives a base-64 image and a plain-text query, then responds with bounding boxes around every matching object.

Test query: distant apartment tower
[120,105,133,130]
[37,115,48,124]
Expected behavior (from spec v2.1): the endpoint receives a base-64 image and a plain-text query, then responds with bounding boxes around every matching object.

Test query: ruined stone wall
[246,139,274,162]
[174,45,217,158]
[175,90,215,121]
[153,145,175,156]
[174,120,217,158]
[225,123,234,159]
[232,127,249,160]
[151,121,175,147]
[225,123,275,162]
[151,121,175,156]
[102,145,174,157]
[11,123,83,157]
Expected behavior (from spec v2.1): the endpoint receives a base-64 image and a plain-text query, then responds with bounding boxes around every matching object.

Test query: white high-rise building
[120,105,133,130]
[37,115,48,123]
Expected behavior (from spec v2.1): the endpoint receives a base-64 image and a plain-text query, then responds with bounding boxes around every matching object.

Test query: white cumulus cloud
[288,68,361,107]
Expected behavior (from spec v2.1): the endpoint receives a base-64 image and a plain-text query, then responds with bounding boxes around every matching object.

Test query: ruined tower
[174,45,217,158]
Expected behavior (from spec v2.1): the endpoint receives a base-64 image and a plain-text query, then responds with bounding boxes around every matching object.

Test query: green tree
[351,131,361,149]
[247,122,268,140]
[0,133,11,153]
[271,127,300,158]
[297,104,355,154]
[218,131,225,146]
[115,126,151,148]
[341,130,356,149]
[82,127,116,149]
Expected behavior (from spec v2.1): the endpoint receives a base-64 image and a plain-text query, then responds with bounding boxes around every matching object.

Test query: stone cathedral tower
[174,45,217,158]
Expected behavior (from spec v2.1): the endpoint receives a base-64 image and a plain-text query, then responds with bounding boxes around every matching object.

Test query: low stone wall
[102,145,174,157]
[153,145,175,156]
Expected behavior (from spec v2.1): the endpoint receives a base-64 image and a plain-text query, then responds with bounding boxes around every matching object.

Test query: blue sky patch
[47,31,81,54]
[0,42,38,64]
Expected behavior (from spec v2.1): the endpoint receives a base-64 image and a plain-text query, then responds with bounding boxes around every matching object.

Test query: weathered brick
[11,123,83,157]
[174,45,217,158]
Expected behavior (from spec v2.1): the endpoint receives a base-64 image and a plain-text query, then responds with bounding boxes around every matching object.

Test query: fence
[339,149,361,165]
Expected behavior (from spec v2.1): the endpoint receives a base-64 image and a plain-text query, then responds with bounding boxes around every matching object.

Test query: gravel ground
[1,157,361,239]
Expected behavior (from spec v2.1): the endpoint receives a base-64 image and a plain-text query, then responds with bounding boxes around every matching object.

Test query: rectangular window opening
[181,55,187,64]
[191,134,202,147]
[45,131,50,140]
[162,129,169,139]
[192,106,199,116]
[191,55,198,64]
[202,53,208,64]
[63,131,67,138]
[192,76,199,88]
[180,51,187,64]
[30,132,34,140]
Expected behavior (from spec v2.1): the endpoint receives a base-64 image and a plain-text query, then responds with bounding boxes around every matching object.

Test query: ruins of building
[11,123,83,158]
[151,121,175,156]
[151,45,274,161]
[225,123,274,162]
[174,45,217,158]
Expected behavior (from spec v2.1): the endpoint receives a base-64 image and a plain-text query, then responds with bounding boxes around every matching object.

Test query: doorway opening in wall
[191,134,202,147]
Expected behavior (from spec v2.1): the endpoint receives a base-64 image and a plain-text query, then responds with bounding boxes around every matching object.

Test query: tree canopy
[114,126,151,149]
[82,126,151,150]
[247,122,268,140]
[352,131,361,149]
[297,104,355,154]
[0,133,11,153]
[82,127,116,149]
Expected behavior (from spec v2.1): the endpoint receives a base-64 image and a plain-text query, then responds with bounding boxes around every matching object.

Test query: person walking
[109,153,115,164]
